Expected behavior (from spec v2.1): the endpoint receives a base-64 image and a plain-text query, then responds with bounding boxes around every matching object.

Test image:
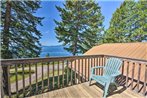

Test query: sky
[36,0,123,46]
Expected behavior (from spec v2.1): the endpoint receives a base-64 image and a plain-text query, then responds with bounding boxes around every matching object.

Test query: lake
[40,45,72,57]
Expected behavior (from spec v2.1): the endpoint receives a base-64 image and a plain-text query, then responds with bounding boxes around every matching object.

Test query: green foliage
[55,0,104,55]
[45,53,50,57]
[1,1,44,59]
[104,0,147,43]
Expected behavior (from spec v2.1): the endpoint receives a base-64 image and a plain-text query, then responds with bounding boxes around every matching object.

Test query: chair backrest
[103,58,123,76]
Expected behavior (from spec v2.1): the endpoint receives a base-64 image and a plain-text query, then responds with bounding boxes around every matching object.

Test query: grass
[10,68,35,83]
[9,61,66,83]
[7,67,75,98]
[5,63,72,98]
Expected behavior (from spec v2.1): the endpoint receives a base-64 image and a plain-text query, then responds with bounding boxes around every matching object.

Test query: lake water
[40,45,72,57]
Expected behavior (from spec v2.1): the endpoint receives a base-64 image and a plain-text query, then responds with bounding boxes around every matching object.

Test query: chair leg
[89,79,92,86]
[103,82,110,98]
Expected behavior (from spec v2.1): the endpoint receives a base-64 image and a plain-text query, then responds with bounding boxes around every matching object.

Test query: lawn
[10,68,35,83]
[9,61,67,83]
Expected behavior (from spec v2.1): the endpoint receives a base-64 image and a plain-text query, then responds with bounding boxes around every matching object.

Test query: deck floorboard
[30,82,145,98]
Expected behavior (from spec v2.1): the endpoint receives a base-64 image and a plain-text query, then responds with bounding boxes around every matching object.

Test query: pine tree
[104,0,147,43]
[55,0,104,55]
[1,0,43,59]
[1,0,43,95]
[104,0,136,43]
[130,0,147,41]
[45,53,50,57]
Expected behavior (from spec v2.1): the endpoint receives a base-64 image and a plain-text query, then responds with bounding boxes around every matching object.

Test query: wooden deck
[30,82,145,98]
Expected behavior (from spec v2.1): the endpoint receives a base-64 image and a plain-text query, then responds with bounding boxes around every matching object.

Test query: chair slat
[89,57,123,98]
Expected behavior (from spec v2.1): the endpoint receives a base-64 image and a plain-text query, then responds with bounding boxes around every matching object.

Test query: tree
[1,0,43,59]
[103,0,135,43]
[104,0,147,43]
[55,0,104,55]
[131,0,147,41]
[45,53,50,57]
[1,0,43,95]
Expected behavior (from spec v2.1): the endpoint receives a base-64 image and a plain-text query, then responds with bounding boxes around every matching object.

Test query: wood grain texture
[30,82,145,98]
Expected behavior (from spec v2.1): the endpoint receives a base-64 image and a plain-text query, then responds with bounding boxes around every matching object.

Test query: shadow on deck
[30,82,144,98]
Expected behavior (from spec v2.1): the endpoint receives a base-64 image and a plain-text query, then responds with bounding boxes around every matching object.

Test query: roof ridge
[96,42,147,46]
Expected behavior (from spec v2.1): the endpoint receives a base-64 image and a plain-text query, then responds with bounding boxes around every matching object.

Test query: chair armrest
[110,71,121,77]
[91,66,104,74]
[91,66,104,70]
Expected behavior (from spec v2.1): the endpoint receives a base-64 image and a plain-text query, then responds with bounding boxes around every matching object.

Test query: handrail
[103,55,147,63]
[1,55,103,66]
[1,54,146,66]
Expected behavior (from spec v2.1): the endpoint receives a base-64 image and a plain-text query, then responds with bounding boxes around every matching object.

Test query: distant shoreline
[40,45,72,57]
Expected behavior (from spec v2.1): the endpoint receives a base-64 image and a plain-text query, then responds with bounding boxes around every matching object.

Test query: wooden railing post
[2,66,9,97]
[143,64,147,95]
[0,65,4,98]
[125,61,129,87]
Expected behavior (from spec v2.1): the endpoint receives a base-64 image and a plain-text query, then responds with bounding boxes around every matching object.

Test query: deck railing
[1,55,147,98]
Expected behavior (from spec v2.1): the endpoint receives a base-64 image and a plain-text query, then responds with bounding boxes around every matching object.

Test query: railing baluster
[126,61,129,87]
[121,61,124,85]
[91,58,93,68]
[131,63,135,90]
[101,57,104,75]
[52,61,55,89]
[121,61,124,75]
[7,66,11,97]
[94,58,95,75]
[103,56,106,66]
[90,57,93,80]
[42,62,44,92]
[78,59,80,84]
[15,64,18,97]
[62,60,64,87]
[29,63,32,91]
[136,63,141,92]
[143,64,147,95]
[47,62,50,90]
[35,63,38,93]
[85,58,87,82]
[88,58,90,81]
[66,60,69,86]
[81,58,83,83]
[96,57,98,75]
[74,59,77,84]
[22,64,25,97]
[58,61,60,88]
[1,65,3,98]
[70,60,73,85]
[98,57,100,75]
